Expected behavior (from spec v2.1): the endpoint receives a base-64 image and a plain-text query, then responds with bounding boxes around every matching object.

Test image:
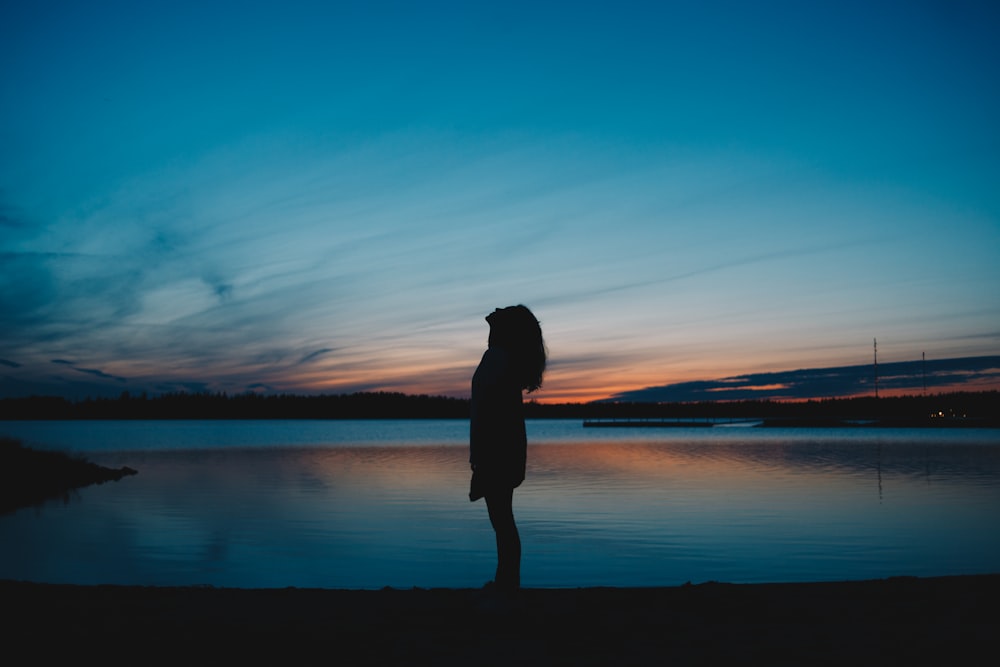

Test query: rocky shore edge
[0,436,137,514]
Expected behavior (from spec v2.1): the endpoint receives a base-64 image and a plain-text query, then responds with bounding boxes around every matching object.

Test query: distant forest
[0,390,997,425]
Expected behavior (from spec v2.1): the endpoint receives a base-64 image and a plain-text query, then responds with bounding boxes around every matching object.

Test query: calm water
[2,420,998,589]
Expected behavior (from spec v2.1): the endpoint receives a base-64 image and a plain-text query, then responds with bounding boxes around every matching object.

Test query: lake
[1,420,998,589]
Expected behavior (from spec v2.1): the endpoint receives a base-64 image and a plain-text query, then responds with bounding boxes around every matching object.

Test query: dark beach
[3,574,997,665]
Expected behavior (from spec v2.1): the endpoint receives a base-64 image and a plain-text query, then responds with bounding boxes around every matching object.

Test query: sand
[3,574,996,665]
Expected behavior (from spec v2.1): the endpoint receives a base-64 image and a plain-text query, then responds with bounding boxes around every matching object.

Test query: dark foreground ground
[3,575,997,665]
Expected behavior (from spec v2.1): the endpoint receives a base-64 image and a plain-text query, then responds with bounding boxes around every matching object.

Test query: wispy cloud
[298,348,336,365]
[609,356,1000,402]
[50,359,127,383]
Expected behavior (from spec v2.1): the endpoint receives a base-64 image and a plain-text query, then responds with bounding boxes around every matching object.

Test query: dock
[582,418,752,428]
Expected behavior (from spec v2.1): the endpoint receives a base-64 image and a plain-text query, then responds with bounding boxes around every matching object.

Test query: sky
[2,0,999,403]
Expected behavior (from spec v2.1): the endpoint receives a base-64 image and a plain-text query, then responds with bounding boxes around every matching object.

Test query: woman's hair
[488,304,547,393]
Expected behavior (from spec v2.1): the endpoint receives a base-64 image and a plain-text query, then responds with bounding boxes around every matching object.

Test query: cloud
[608,356,1000,402]
[72,367,127,382]
[49,358,127,383]
[298,348,336,365]
[0,359,21,368]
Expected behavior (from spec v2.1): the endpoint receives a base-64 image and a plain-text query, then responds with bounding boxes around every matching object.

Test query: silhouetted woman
[469,305,546,592]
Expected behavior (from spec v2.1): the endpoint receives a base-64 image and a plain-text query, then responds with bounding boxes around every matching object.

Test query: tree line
[0,390,997,423]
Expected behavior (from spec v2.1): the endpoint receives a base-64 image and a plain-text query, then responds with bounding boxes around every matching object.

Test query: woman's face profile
[486,307,513,325]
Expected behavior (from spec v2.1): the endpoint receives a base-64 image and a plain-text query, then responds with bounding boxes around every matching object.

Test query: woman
[469,305,546,592]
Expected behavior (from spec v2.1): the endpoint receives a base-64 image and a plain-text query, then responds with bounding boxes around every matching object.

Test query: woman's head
[487,305,546,393]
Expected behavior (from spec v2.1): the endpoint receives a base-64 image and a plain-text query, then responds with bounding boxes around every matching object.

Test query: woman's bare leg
[485,489,520,590]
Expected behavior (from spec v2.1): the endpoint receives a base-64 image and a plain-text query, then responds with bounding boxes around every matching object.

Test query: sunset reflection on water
[1,421,998,589]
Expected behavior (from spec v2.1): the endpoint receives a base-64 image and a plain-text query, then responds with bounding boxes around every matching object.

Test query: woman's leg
[485,488,521,590]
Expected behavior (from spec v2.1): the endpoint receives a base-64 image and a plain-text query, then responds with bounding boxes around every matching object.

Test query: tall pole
[874,338,879,399]
[922,351,926,395]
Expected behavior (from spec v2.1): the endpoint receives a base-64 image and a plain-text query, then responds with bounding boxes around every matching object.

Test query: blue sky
[2,0,998,402]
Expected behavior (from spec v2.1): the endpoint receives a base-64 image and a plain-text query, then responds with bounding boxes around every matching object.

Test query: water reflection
[1,425,999,589]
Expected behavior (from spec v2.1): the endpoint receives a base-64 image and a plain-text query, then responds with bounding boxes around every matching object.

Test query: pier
[582,418,760,428]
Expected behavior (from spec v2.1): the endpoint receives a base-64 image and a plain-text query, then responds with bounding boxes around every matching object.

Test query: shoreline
[0,436,137,514]
[4,574,997,664]
[582,416,1000,427]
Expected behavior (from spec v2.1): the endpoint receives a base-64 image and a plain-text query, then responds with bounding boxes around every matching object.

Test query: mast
[922,351,926,395]
[873,338,879,399]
